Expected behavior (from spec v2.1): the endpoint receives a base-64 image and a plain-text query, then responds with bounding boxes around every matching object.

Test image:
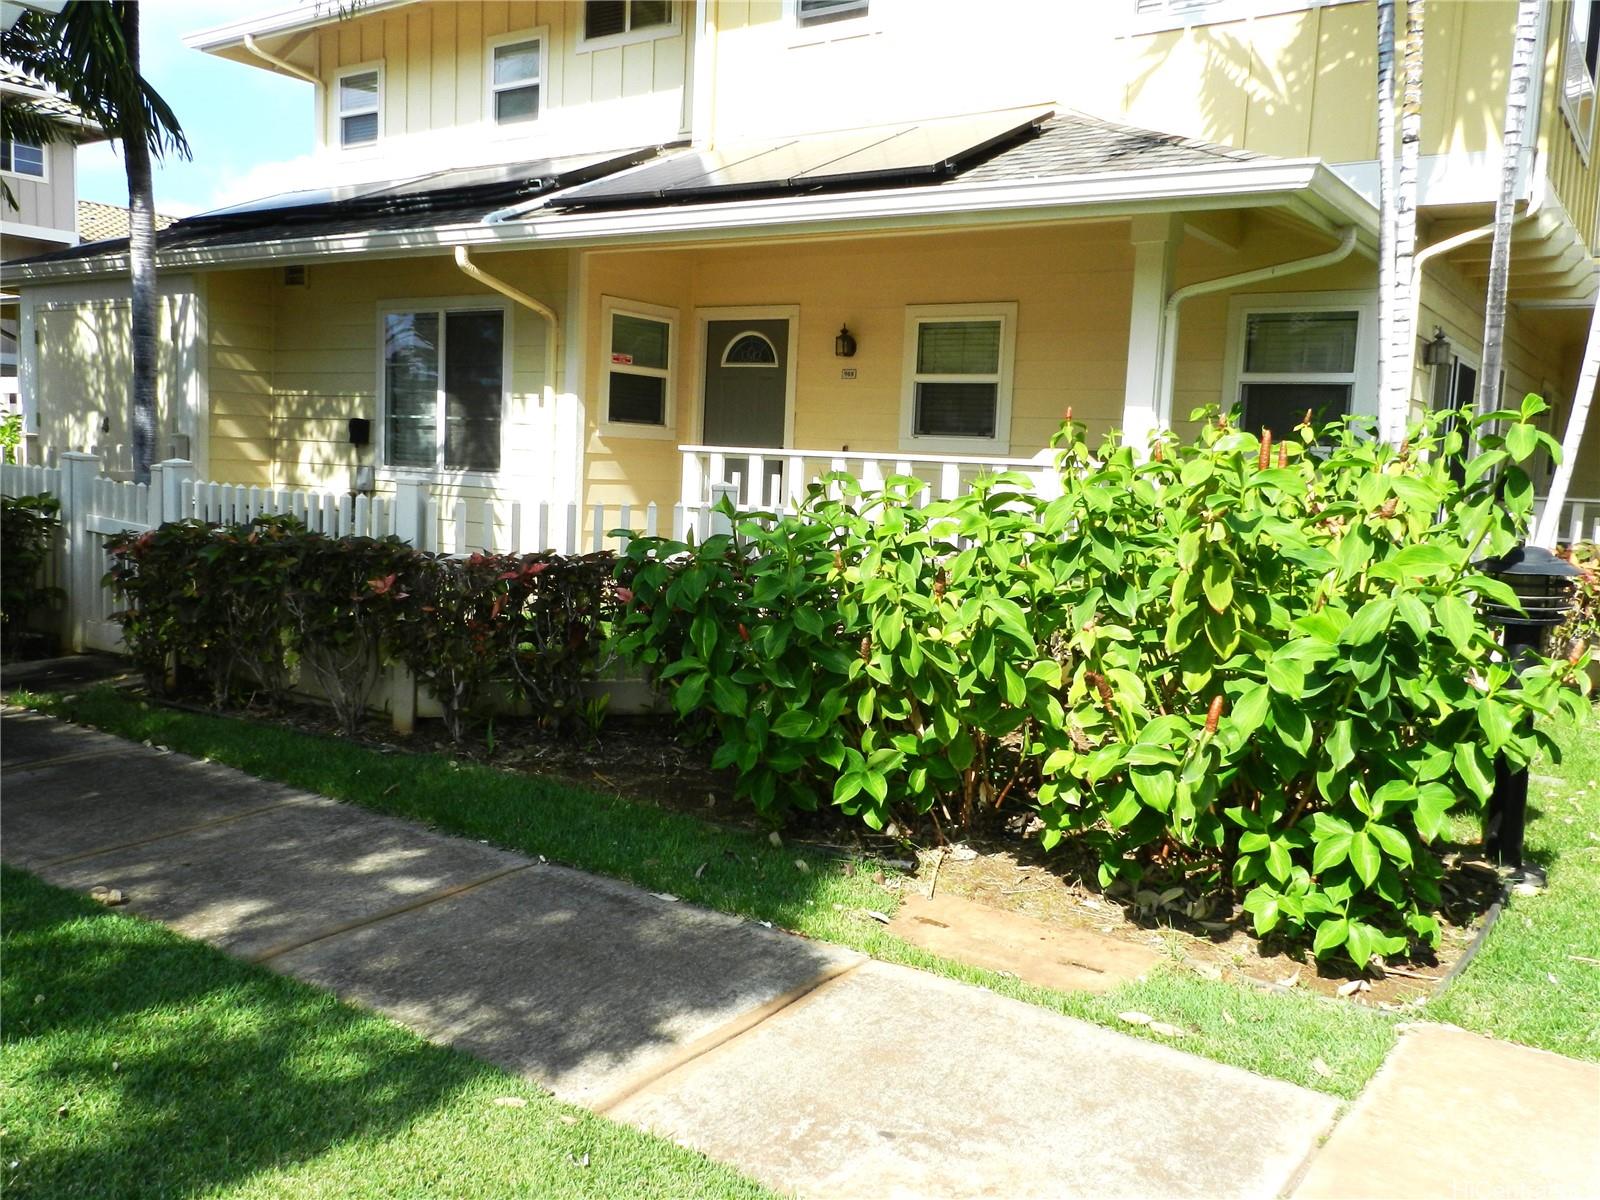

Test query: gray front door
[702,318,789,505]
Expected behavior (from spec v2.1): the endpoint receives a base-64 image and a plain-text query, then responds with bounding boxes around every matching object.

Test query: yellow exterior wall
[263,249,566,504]
[311,0,689,163]
[582,216,1384,515]
[33,289,192,478]
[1538,1,1600,250]
[205,268,275,487]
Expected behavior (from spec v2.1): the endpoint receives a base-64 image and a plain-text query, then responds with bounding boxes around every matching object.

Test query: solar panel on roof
[551,107,1051,209]
[183,147,661,226]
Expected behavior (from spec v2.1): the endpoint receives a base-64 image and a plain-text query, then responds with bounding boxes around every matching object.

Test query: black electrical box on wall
[348,418,371,446]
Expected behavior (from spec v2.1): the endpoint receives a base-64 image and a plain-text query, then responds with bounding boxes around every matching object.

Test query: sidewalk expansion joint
[36,799,312,869]
[592,956,865,1115]
[249,864,534,965]
[3,746,146,773]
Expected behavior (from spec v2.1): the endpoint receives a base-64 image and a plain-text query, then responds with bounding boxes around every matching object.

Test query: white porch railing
[1534,494,1600,545]
[676,443,1058,538]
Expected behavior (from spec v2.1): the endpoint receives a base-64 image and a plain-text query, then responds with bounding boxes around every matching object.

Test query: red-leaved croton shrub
[106,519,617,743]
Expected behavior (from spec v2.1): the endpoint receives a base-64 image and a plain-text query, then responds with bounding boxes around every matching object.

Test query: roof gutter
[1152,225,1360,434]
[454,244,560,409]
[242,34,321,86]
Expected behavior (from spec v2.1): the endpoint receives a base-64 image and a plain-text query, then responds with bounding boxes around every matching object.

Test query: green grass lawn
[13,685,1598,1095]
[1426,710,1600,1060]
[0,866,772,1200]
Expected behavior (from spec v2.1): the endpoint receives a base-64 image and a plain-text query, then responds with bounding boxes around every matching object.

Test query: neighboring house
[5,0,1599,533]
[75,200,178,244]
[1,64,104,427]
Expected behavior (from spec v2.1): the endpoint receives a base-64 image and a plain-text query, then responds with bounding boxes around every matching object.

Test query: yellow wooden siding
[581,217,1381,515]
[312,0,690,157]
[34,292,190,478]
[263,251,565,498]
[205,269,275,486]
[1539,2,1600,250]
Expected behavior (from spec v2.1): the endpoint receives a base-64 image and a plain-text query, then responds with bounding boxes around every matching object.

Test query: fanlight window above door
[721,332,779,367]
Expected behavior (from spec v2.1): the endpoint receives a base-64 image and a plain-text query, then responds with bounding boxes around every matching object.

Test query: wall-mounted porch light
[834,324,857,358]
[1422,327,1453,367]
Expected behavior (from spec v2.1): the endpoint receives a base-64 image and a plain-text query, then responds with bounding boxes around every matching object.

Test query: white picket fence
[0,453,696,659]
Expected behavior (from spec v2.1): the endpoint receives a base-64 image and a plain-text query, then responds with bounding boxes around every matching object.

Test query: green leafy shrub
[1,493,62,644]
[1553,540,1597,660]
[107,522,617,741]
[284,534,416,735]
[615,397,1592,968]
[0,412,22,464]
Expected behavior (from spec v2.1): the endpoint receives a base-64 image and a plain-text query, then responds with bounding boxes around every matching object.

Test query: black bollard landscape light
[1477,544,1582,888]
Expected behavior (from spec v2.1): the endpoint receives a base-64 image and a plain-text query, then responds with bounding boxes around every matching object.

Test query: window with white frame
[490,35,542,124]
[603,300,674,431]
[582,0,673,44]
[383,304,506,472]
[337,68,380,148]
[1235,308,1360,434]
[0,137,45,179]
[796,0,869,27]
[901,303,1016,452]
[1563,1,1599,156]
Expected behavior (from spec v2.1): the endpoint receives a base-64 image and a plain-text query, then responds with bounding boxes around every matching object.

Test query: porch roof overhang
[3,155,1378,285]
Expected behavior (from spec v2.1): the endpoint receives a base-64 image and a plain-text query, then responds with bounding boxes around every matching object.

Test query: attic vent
[283,265,308,287]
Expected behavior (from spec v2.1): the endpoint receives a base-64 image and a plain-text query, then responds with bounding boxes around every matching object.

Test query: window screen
[607,309,672,426]
[1237,309,1358,436]
[0,139,44,178]
[917,320,1001,375]
[493,39,541,124]
[384,313,439,469]
[339,70,379,147]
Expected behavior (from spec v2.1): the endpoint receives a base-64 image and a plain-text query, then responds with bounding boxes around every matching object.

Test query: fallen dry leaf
[694,862,707,879]
[1276,969,1301,989]
[559,1115,579,1126]
[1335,979,1371,998]
[493,1096,528,1108]
[794,859,809,873]
[863,910,890,924]
[768,831,783,847]
[649,893,680,903]
[1310,1057,1333,1078]
[1221,1010,1237,1026]
[1117,1011,1154,1027]
[1149,1022,1187,1038]
[88,886,126,907]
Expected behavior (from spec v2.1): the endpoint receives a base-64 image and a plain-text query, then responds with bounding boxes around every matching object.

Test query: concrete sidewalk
[4,707,1595,1199]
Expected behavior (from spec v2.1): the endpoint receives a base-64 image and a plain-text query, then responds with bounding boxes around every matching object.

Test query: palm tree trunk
[1376,0,1396,417]
[1479,0,1542,420]
[1533,300,1600,548]
[1383,0,1423,444]
[121,0,157,483]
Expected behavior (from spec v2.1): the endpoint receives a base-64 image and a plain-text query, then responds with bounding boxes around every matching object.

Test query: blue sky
[77,1,314,217]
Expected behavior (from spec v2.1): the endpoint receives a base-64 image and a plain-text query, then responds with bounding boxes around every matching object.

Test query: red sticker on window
[610,353,633,365]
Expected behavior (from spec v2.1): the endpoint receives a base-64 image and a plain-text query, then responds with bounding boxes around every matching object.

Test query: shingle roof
[77,201,180,243]
[7,110,1276,276]
[952,110,1260,184]
[0,64,92,125]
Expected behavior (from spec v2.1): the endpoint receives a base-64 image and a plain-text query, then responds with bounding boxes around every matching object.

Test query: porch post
[1121,214,1180,455]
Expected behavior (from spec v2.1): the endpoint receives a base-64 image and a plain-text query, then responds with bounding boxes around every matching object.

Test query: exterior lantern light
[834,324,857,358]
[1476,543,1583,888]
[1422,326,1452,367]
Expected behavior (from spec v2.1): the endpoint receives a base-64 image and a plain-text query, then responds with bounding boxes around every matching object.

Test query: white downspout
[454,245,564,496]
[243,34,322,86]
[1152,226,1359,435]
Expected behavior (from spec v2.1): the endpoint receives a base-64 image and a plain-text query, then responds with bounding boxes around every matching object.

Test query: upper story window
[796,0,869,26]
[0,138,45,180]
[900,302,1017,454]
[337,67,381,148]
[582,0,673,46]
[382,303,507,474]
[490,35,543,125]
[1130,1,1362,34]
[1562,1,1600,158]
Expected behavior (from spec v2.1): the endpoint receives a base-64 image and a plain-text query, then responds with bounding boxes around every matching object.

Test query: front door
[702,317,789,506]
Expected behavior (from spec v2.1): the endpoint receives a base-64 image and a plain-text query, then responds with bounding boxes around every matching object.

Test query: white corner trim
[1,220,77,246]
